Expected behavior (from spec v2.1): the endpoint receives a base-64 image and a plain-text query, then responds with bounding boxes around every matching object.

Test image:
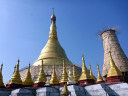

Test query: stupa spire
[49,8,57,40]
[0,64,5,88]
[73,65,78,83]
[60,60,68,86]
[50,64,59,85]
[6,59,22,88]
[89,65,96,81]
[33,10,72,66]
[23,63,33,87]
[106,51,124,83]
[79,55,92,80]
[79,55,95,85]
[96,64,104,84]
[33,60,47,88]
[60,84,71,96]
[107,51,123,77]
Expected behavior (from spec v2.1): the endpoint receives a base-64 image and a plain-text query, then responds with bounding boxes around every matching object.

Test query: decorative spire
[73,65,78,83]
[79,55,95,85]
[13,65,16,74]
[0,63,3,72]
[60,84,71,95]
[49,8,58,40]
[60,60,68,83]
[107,51,123,77]
[23,63,33,86]
[50,64,59,85]
[51,8,56,22]
[9,59,22,85]
[79,55,92,80]
[34,60,47,83]
[0,64,5,88]
[89,65,96,81]
[96,64,104,83]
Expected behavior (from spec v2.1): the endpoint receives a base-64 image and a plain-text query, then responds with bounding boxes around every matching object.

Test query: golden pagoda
[23,63,33,87]
[33,10,72,66]
[6,59,22,88]
[60,60,68,86]
[73,65,78,83]
[0,64,5,88]
[33,60,47,88]
[89,65,96,81]
[79,55,95,85]
[50,64,59,85]
[96,64,104,84]
[106,51,124,83]
[60,84,71,96]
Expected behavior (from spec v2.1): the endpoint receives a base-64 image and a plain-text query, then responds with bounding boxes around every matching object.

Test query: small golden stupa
[23,63,33,87]
[106,51,124,83]
[73,65,78,83]
[33,60,47,88]
[50,64,59,85]
[6,59,22,88]
[0,64,5,88]
[79,55,95,85]
[60,84,71,96]
[89,65,96,81]
[60,60,68,86]
[96,64,104,84]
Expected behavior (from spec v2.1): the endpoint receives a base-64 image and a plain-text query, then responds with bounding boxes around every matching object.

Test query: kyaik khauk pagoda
[0,11,128,96]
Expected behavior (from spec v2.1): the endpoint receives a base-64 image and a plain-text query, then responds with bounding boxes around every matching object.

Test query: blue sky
[0,0,128,83]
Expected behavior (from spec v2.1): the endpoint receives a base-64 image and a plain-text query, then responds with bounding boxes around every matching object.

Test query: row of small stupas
[0,51,125,89]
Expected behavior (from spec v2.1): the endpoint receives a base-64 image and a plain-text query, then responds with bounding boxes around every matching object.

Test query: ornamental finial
[52,8,54,14]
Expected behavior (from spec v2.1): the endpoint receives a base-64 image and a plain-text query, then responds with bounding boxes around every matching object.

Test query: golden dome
[33,11,72,66]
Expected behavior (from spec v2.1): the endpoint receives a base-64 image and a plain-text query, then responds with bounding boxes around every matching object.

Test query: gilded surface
[89,65,96,81]
[107,52,123,77]
[50,64,59,85]
[79,55,92,81]
[33,12,72,66]
[0,64,4,86]
[34,60,47,83]
[60,60,68,83]
[60,84,71,95]
[9,59,22,84]
[73,65,78,83]
[97,64,103,82]
[23,64,33,85]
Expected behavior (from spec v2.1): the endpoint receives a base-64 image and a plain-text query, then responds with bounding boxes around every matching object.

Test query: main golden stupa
[33,10,72,66]
[19,11,81,81]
